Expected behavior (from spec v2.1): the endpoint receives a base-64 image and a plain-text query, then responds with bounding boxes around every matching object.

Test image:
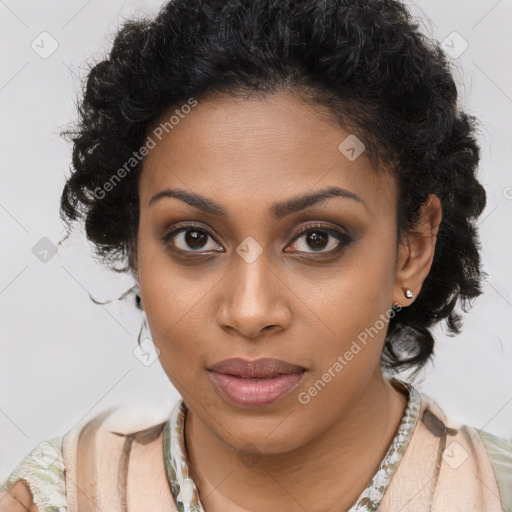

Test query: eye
[161,222,353,257]
[161,224,223,253]
[285,224,352,256]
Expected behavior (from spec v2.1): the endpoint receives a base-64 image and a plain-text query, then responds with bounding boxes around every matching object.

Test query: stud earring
[404,288,414,299]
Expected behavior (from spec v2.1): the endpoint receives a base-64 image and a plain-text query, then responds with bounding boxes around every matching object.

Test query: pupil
[185,230,206,249]
[308,231,327,251]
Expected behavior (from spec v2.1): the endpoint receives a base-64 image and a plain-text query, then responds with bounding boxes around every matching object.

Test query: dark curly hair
[59,0,488,379]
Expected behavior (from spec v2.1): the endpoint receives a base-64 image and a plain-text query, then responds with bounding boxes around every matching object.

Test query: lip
[209,357,305,378]
[208,357,306,407]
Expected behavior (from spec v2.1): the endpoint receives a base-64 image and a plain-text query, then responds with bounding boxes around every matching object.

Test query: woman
[1,0,511,510]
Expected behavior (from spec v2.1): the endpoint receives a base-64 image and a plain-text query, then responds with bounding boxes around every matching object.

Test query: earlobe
[392,194,442,306]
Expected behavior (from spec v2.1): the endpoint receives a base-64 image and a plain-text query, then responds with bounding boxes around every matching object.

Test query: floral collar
[162,378,421,512]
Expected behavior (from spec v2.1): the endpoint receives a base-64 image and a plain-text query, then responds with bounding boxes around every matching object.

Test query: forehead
[138,91,396,216]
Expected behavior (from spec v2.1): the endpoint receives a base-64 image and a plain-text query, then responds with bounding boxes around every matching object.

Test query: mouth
[207,357,306,407]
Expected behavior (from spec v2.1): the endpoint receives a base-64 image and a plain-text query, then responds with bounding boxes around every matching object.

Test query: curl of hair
[59,0,488,379]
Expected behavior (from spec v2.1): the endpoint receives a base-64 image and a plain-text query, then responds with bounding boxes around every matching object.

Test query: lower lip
[209,370,305,407]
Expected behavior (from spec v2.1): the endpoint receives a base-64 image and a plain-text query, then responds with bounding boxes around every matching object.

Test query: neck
[184,374,408,512]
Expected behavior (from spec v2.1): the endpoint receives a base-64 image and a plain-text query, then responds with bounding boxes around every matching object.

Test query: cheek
[142,289,209,400]
[136,226,198,366]
[304,233,397,366]
[137,221,197,330]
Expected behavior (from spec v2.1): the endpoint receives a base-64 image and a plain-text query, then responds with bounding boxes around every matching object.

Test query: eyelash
[160,222,353,258]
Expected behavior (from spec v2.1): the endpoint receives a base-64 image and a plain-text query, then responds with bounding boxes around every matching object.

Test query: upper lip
[209,357,306,378]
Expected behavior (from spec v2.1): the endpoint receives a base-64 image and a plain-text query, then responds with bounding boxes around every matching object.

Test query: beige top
[1,378,511,511]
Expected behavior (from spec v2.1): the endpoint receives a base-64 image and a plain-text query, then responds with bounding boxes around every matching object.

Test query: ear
[392,194,442,307]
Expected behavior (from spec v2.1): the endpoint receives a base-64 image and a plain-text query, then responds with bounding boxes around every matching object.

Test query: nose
[215,251,292,340]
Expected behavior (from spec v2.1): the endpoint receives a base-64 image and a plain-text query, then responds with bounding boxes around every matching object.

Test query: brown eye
[285,225,352,255]
[303,231,329,251]
[162,225,223,253]
[183,229,208,249]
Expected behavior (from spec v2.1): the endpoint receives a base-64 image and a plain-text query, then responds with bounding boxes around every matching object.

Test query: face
[136,90,402,454]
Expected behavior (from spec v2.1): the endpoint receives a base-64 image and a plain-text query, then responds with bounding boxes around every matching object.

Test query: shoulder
[413,390,512,509]
[0,401,179,512]
[63,402,178,511]
[0,435,65,512]
[474,428,512,509]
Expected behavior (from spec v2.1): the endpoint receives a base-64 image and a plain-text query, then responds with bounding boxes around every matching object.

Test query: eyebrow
[149,186,366,220]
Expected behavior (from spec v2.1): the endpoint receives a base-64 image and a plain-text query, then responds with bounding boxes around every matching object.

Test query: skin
[135,90,442,512]
[0,481,38,512]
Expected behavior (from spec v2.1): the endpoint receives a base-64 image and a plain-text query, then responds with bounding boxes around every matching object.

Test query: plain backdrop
[1,0,511,480]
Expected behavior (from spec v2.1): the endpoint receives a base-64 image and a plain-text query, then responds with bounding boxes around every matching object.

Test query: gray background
[1,0,511,479]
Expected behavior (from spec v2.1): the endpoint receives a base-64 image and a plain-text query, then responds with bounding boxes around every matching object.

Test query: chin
[213,412,312,457]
